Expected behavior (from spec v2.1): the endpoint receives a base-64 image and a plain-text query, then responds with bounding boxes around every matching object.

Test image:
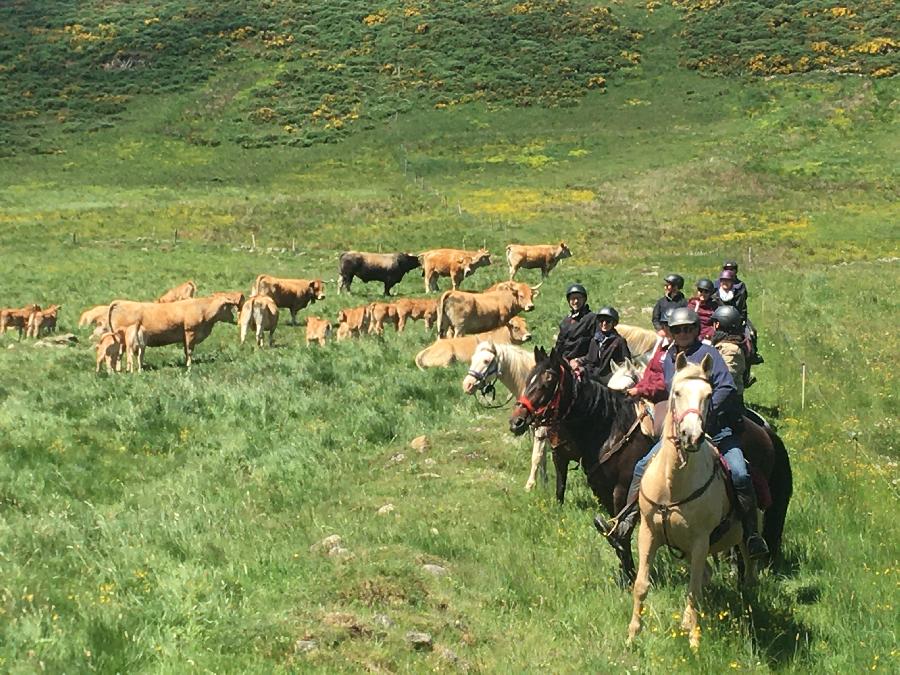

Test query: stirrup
[746,533,769,560]
[593,514,617,538]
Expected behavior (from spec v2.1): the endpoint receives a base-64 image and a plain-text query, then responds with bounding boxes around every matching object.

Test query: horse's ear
[534,346,548,364]
[700,353,714,378]
[610,360,621,373]
[675,352,688,371]
[548,347,562,365]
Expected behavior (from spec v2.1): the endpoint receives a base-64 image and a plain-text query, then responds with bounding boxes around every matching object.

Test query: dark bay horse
[510,347,655,582]
[509,346,794,583]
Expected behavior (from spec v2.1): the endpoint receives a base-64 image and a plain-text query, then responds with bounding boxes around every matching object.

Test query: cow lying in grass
[414,316,532,369]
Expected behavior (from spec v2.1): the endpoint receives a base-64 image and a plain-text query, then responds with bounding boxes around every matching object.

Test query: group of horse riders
[553,260,770,561]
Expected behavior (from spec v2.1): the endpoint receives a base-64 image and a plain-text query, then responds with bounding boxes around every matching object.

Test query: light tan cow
[436,284,537,338]
[506,242,572,279]
[251,275,325,325]
[335,305,371,341]
[106,295,241,367]
[239,294,279,347]
[368,302,400,335]
[26,304,62,338]
[79,305,109,329]
[394,297,438,332]
[156,280,197,303]
[419,248,492,293]
[95,330,125,374]
[415,317,532,369]
[306,316,332,346]
[0,304,40,339]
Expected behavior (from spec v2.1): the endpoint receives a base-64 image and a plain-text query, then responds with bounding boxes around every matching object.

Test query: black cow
[338,251,422,296]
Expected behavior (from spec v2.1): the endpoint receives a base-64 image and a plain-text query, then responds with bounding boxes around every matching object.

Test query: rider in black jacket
[577,306,632,385]
[651,273,688,335]
[554,283,597,361]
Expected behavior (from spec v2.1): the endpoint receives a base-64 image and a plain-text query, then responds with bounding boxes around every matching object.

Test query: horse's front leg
[628,518,659,644]
[525,427,549,491]
[552,449,569,504]
[683,539,710,652]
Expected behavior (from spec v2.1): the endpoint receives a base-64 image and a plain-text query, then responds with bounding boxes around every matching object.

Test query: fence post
[801,363,806,410]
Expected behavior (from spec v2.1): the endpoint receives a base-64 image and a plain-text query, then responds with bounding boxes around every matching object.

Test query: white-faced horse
[607,357,645,392]
[462,341,550,491]
[628,353,752,651]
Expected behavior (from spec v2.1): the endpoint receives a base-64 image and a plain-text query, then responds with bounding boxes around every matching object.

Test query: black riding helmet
[660,308,675,325]
[565,283,588,298]
[712,305,743,333]
[596,306,620,324]
[664,273,684,289]
[722,260,739,272]
[696,278,715,293]
[668,307,699,328]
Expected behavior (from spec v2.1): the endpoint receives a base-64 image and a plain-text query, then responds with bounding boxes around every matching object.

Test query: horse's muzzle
[509,408,530,436]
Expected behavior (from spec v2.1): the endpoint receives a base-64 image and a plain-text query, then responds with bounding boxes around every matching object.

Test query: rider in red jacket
[626,309,672,403]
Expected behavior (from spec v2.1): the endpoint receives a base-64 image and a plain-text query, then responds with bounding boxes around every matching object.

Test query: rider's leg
[715,431,769,560]
[595,439,661,542]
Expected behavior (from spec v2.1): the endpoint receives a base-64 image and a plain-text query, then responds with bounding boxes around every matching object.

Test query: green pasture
[1,1,898,672]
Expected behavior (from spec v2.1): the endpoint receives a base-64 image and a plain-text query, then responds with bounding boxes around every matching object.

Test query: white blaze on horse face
[462,346,494,395]
[607,360,638,391]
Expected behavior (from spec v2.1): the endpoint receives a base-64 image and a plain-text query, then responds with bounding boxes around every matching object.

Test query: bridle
[467,346,512,408]
[668,377,711,468]
[515,363,577,428]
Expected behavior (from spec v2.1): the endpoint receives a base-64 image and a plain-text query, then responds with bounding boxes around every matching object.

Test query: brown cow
[436,285,538,338]
[95,330,126,374]
[335,305,371,340]
[394,298,438,332]
[414,317,532,369]
[419,248,492,293]
[239,295,279,347]
[0,304,40,339]
[252,275,325,325]
[107,295,240,367]
[79,305,109,329]
[506,242,572,280]
[26,304,61,338]
[368,302,400,335]
[306,316,333,346]
[157,280,197,303]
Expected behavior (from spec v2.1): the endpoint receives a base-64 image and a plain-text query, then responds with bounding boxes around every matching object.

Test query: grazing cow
[95,330,125,374]
[239,295,279,347]
[79,305,109,329]
[338,251,421,296]
[506,242,572,280]
[336,305,371,340]
[251,275,325,325]
[0,304,40,339]
[419,248,492,293]
[157,280,197,303]
[394,297,438,332]
[306,316,332,346]
[26,304,62,338]
[414,317,532,369]
[106,295,241,367]
[368,302,400,335]
[437,285,538,338]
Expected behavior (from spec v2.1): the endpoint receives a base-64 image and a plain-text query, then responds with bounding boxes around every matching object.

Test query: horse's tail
[763,430,793,563]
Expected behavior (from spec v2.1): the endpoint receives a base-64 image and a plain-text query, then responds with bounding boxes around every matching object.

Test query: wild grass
[0,0,898,672]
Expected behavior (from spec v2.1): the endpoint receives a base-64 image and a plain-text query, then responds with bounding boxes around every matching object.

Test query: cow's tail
[238,298,252,344]
[250,274,265,297]
[436,291,452,338]
[505,244,513,264]
[107,301,121,332]
[763,430,793,566]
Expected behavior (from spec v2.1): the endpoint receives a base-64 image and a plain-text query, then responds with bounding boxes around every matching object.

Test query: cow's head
[337,309,348,324]
[557,242,572,260]
[212,296,242,323]
[514,283,540,312]
[311,279,326,301]
[507,316,532,343]
[399,253,422,272]
[473,249,492,268]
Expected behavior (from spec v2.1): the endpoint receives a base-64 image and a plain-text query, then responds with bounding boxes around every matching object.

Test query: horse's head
[509,346,570,435]
[669,352,714,451]
[463,341,499,395]
[607,358,640,392]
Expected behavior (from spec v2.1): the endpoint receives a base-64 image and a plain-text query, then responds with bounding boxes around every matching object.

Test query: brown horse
[510,346,656,583]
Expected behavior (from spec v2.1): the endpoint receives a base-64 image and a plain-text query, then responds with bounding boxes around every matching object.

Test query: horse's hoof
[524,481,535,492]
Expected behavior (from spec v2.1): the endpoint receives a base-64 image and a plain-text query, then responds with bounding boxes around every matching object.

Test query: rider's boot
[594,501,640,552]
[736,485,769,561]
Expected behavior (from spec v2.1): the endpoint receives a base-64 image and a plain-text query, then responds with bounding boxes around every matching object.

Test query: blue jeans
[627,427,751,503]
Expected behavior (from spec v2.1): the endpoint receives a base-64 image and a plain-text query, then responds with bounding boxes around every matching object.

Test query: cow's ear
[534,346,548,364]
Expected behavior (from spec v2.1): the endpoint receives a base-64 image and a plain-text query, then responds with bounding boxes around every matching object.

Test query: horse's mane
[617,324,658,356]
[572,372,637,441]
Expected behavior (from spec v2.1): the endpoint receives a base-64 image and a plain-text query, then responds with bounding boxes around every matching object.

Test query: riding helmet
[664,273,685,289]
[722,260,739,272]
[565,283,588,299]
[696,278,715,293]
[660,308,675,325]
[712,305,743,333]
[668,307,699,328]
[596,306,620,324]
[719,269,736,281]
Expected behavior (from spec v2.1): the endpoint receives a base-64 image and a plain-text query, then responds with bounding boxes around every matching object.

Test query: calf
[306,316,332,346]
[335,305,371,340]
[338,251,421,296]
[394,297,438,332]
[0,304,40,339]
[26,304,62,338]
[368,302,400,335]
[239,295,279,347]
[157,280,197,303]
[506,242,571,280]
[95,330,126,374]
[252,275,325,325]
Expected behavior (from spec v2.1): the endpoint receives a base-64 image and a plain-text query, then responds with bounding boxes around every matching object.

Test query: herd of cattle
[0,243,572,374]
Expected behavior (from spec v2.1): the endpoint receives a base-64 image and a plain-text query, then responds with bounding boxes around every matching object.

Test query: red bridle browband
[516,364,573,425]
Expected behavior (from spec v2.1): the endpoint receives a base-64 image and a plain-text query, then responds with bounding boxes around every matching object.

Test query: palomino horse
[462,341,550,491]
[509,346,656,583]
[629,353,749,651]
[617,324,660,359]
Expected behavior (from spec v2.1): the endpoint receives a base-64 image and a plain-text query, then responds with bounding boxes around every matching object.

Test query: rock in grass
[311,534,343,553]
[406,631,433,651]
[422,564,448,577]
[373,614,393,628]
[294,639,318,653]
[328,546,352,559]
[377,503,395,515]
[410,435,430,452]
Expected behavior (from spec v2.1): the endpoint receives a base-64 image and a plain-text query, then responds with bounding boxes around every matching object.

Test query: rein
[594,402,652,466]
[467,349,514,408]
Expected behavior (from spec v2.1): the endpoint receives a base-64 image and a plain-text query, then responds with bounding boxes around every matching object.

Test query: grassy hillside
[0,1,898,672]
